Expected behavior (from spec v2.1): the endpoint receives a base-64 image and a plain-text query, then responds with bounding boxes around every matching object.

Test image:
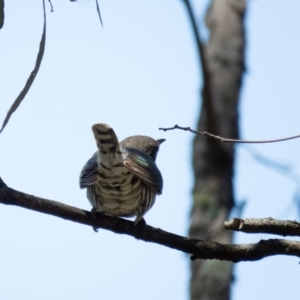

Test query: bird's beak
[157,139,166,145]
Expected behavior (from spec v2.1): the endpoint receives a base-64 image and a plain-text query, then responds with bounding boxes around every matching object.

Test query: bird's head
[120,136,165,161]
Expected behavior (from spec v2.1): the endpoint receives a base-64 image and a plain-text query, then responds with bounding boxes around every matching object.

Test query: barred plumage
[79,123,165,224]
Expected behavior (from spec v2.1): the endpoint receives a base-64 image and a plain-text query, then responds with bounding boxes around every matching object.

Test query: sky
[0,0,300,299]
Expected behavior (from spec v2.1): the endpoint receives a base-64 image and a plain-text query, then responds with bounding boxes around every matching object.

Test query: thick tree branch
[225,218,300,236]
[1,177,300,262]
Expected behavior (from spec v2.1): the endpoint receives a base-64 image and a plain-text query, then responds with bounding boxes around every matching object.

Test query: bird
[79,123,165,225]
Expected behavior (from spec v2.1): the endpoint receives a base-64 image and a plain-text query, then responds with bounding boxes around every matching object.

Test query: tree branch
[159,124,300,144]
[225,217,300,236]
[182,0,208,87]
[1,177,300,262]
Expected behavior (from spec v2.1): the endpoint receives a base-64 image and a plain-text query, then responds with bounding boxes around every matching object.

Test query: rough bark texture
[2,178,300,262]
[189,1,246,299]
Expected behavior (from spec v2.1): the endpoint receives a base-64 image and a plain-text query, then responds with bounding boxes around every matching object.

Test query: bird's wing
[79,152,98,189]
[123,147,163,194]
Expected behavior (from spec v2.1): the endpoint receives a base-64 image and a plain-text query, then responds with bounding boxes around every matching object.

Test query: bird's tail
[92,123,123,169]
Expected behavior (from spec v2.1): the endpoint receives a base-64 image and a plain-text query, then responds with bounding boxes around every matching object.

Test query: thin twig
[95,0,103,27]
[182,0,204,78]
[48,0,54,12]
[159,124,300,144]
[0,0,47,133]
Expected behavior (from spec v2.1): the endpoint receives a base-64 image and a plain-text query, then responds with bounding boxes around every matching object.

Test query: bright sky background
[1,0,300,299]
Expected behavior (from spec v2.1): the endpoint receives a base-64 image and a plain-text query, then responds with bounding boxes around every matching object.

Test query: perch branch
[1,177,300,262]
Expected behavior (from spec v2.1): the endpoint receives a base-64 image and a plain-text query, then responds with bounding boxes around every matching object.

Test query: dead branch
[159,124,300,144]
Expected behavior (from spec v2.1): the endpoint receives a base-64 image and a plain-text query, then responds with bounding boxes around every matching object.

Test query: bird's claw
[137,217,147,236]
[91,208,105,232]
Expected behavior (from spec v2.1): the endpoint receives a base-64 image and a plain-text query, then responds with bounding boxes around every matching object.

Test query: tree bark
[189,1,246,299]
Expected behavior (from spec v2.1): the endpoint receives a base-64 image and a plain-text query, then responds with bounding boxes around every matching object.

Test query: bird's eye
[147,146,158,160]
[147,147,153,156]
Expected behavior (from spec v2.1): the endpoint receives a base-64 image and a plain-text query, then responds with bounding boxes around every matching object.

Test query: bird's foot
[136,217,147,236]
[91,208,106,232]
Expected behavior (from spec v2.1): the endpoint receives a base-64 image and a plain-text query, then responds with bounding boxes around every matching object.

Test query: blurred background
[0,0,300,299]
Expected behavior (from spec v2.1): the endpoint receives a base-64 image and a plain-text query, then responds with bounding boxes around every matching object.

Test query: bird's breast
[95,165,142,199]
